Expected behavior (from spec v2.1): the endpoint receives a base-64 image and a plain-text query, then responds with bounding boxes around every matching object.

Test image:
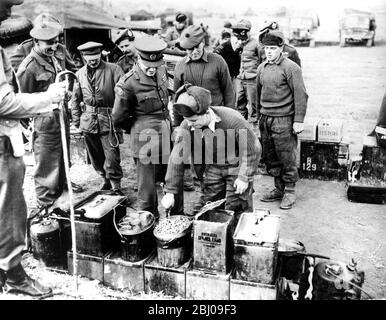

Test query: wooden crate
[299,141,349,180]
[144,255,190,298]
[230,278,277,300]
[103,251,151,292]
[186,268,231,300]
[67,251,106,282]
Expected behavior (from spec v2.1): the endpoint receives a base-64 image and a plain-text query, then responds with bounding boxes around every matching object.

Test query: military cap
[33,13,63,33]
[174,83,212,117]
[179,25,205,50]
[114,28,135,45]
[262,30,284,46]
[175,12,187,23]
[232,19,252,31]
[30,23,60,40]
[77,41,103,56]
[223,21,232,29]
[134,36,167,67]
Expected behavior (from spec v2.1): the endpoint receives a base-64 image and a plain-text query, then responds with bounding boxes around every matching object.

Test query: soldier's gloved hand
[161,193,175,210]
[234,178,249,194]
[293,122,305,134]
[47,81,67,104]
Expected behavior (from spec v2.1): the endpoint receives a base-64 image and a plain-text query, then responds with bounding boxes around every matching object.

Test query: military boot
[100,178,112,191]
[261,188,284,202]
[280,185,296,210]
[4,264,52,298]
[111,180,124,196]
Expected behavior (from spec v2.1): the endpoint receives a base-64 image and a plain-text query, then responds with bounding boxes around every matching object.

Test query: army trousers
[83,132,123,183]
[0,137,27,271]
[259,115,299,191]
[235,78,258,122]
[203,164,253,222]
[135,159,183,217]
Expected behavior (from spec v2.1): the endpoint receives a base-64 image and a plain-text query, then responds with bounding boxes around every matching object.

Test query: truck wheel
[366,38,372,47]
[309,39,316,47]
[339,35,346,47]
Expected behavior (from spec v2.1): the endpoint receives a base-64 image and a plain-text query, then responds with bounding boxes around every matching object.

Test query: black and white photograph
[0,0,385,306]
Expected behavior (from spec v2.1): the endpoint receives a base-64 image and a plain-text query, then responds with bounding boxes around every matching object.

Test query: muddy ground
[1,43,385,300]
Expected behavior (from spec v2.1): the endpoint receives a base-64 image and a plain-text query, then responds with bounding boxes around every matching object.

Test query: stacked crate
[298,118,349,180]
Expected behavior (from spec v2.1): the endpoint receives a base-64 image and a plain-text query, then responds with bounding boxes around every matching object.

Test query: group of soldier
[0,0,308,298]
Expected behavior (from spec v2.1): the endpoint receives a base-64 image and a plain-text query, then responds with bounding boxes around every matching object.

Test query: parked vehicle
[339,9,376,47]
[288,15,320,47]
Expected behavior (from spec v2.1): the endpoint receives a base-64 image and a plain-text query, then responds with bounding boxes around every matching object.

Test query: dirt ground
[1,42,385,300]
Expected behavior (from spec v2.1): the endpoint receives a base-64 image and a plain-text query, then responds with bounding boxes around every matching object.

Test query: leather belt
[84,105,112,113]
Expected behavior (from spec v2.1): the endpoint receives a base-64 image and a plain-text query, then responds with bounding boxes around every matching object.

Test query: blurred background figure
[214,30,240,81]
[164,12,188,49]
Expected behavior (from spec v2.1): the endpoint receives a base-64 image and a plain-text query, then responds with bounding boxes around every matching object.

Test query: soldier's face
[83,54,101,69]
[186,42,204,61]
[185,112,211,129]
[36,37,59,57]
[175,21,186,31]
[0,0,24,23]
[118,39,135,55]
[138,56,157,77]
[264,45,283,62]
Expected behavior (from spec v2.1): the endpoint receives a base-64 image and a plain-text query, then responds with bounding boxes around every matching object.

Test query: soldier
[71,42,124,192]
[164,12,188,49]
[114,28,137,74]
[10,12,77,73]
[0,0,67,297]
[112,36,183,218]
[161,84,261,221]
[232,19,261,124]
[214,30,241,80]
[258,21,302,67]
[257,30,308,210]
[16,23,76,212]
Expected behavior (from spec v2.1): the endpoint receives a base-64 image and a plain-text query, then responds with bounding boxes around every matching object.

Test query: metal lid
[77,194,126,220]
[233,210,280,246]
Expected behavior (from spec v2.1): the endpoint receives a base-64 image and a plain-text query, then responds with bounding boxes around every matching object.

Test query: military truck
[339,9,376,47]
[288,15,320,47]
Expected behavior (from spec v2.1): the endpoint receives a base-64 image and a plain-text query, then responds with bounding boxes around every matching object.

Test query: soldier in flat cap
[17,22,82,215]
[164,12,188,50]
[10,12,77,73]
[258,21,301,67]
[232,19,261,124]
[257,30,308,210]
[1,0,67,297]
[112,36,183,218]
[161,84,261,221]
[114,29,137,74]
[71,42,124,192]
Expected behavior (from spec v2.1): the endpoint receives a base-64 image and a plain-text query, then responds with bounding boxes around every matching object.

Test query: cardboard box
[318,119,344,143]
[298,117,320,141]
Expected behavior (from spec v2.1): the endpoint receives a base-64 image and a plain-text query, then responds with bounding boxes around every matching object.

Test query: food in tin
[118,210,154,235]
[154,215,192,241]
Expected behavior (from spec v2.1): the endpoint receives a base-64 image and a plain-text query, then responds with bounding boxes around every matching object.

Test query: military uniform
[10,39,77,73]
[72,42,124,190]
[0,46,55,273]
[16,27,70,209]
[112,37,183,217]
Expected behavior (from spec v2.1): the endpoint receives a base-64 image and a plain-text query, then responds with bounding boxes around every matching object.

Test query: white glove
[161,193,175,210]
[293,122,305,134]
[234,178,249,195]
[47,81,67,104]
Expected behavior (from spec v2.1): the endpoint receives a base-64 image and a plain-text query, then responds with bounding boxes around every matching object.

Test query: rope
[107,111,119,148]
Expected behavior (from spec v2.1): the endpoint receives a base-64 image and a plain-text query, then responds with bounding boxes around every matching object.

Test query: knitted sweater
[165,106,261,194]
[256,54,308,122]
